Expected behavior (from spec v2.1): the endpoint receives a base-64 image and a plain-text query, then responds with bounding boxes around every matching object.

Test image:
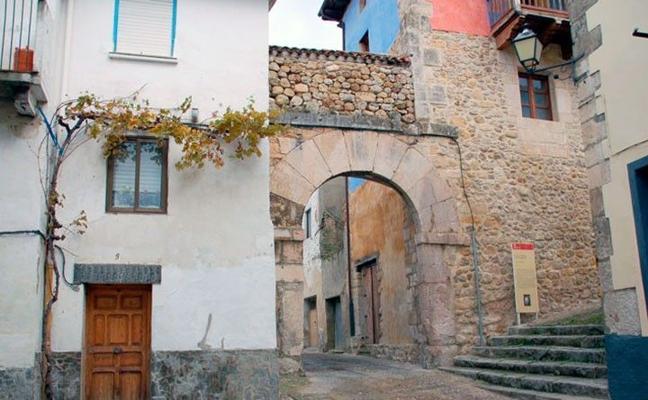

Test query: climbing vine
[38,93,283,399]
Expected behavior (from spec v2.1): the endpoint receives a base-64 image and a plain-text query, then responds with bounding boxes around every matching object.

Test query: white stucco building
[0,0,279,398]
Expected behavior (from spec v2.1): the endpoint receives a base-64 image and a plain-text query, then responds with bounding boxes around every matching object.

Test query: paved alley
[280,353,511,400]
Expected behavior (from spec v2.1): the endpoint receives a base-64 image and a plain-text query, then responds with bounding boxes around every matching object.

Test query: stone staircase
[441,325,609,399]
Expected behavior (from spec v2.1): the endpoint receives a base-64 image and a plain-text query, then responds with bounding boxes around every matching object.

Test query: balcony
[0,0,47,116]
[487,0,572,59]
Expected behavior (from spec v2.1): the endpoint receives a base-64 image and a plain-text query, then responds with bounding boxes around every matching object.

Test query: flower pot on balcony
[13,48,34,73]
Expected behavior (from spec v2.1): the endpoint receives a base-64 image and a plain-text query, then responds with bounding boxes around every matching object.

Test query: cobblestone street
[280,353,511,400]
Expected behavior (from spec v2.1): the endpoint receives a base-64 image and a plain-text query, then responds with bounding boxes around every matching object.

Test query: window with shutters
[107,137,168,213]
[112,0,177,58]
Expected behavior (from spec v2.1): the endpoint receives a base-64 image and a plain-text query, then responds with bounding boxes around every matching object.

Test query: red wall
[429,0,490,36]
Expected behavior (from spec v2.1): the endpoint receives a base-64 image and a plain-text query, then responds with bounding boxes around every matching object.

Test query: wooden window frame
[519,73,553,121]
[106,137,169,214]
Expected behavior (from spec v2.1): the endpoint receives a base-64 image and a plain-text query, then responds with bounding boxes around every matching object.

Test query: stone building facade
[569,0,648,397]
[270,0,602,366]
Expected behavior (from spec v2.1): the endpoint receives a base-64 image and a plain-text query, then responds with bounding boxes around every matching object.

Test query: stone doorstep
[453,355,608,379]
[440,367,608,398]
[489,335,605,349]
[472,346,606,364]
[508,325,605,337]
[477,383,606,400]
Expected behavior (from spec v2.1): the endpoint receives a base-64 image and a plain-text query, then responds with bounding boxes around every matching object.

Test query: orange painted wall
[430,0,490,36]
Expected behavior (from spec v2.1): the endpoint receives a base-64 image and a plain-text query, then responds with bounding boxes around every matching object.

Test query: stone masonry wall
[269,46,416,127]
[391,0,602,349]
[270,12,602,354]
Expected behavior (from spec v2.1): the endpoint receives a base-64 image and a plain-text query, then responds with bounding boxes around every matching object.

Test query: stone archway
[271,129,469,367]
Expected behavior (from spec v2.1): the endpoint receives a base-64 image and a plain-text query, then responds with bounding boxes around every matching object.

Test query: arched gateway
[270,128,469,367]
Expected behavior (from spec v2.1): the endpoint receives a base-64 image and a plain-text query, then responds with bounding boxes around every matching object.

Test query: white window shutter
[116,0,174,57]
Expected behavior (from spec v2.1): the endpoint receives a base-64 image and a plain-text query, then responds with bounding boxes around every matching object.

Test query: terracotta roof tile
[269,46,411,67]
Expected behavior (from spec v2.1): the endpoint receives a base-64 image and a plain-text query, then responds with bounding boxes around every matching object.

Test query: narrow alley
[280,353,511,400]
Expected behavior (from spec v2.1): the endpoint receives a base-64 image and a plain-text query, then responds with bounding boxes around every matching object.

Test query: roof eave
[318,0,351,22]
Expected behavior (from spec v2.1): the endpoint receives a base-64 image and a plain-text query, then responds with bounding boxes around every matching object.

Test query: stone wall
[151,350,278,400]
[2,350,278,399]
[390,0,602,349]
[349,180,415,346]
[269,46,416,128]
[271,14,602,357]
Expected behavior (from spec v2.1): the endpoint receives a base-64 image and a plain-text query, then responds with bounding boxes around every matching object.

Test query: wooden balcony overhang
[491,6,572,60]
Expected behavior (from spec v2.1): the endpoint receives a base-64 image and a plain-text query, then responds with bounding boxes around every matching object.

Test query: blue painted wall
[605,335,648,400]
[628,155,648,314]
[341,0,400,53]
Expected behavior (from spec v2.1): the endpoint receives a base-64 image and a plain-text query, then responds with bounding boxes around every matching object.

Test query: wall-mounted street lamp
[512,25,583,75]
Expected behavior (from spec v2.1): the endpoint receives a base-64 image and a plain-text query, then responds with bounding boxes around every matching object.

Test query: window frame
[111,0,178,59]
[518,73,553,121]
[305,208,312,238]
[106,137,169,214]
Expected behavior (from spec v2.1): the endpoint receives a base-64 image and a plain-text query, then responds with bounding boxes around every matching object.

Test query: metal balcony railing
[1,0,38,72]
[487,0,568,26]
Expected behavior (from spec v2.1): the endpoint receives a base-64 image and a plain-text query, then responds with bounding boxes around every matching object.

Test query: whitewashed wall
[0,0,69,369]
[35,0,274,353]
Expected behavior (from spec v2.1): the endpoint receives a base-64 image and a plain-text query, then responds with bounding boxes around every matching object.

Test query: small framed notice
[511,243,539,320]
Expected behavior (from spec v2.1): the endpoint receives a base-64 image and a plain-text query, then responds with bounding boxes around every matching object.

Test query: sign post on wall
[511,243,539,325]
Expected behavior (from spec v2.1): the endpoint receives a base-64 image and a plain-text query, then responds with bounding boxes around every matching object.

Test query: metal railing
[1,0,38,72]
[488,0,568,26]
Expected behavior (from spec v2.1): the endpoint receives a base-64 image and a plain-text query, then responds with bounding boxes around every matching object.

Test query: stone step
[508,325,605,337]
[489,335,604,349]
[440,367,608,398]
[478,383,607,400]
[473,346,606,364]
[454,355,607,379]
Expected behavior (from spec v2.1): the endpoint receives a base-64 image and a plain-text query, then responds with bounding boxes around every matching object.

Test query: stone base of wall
[0,366,37,400]
[1,350,278,400]
[50,352,82,399]
[364,344,422,365]
[152,350,278,400]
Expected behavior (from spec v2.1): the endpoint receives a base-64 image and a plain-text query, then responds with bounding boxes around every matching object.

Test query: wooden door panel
[85,285,150,399]
[90,372,114,400]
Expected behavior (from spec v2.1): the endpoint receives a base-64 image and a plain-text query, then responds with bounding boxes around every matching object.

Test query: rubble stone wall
[269,47,416,126]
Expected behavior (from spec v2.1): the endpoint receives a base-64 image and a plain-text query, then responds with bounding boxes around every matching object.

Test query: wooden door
[362,266,380,344]
[84,285,151,400]
[308,304,319,348]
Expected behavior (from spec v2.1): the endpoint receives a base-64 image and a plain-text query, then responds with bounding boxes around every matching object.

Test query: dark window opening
[519,73,553,121]
[359,31,370,53]
[305,208,312,238]
[106,137,168,213]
